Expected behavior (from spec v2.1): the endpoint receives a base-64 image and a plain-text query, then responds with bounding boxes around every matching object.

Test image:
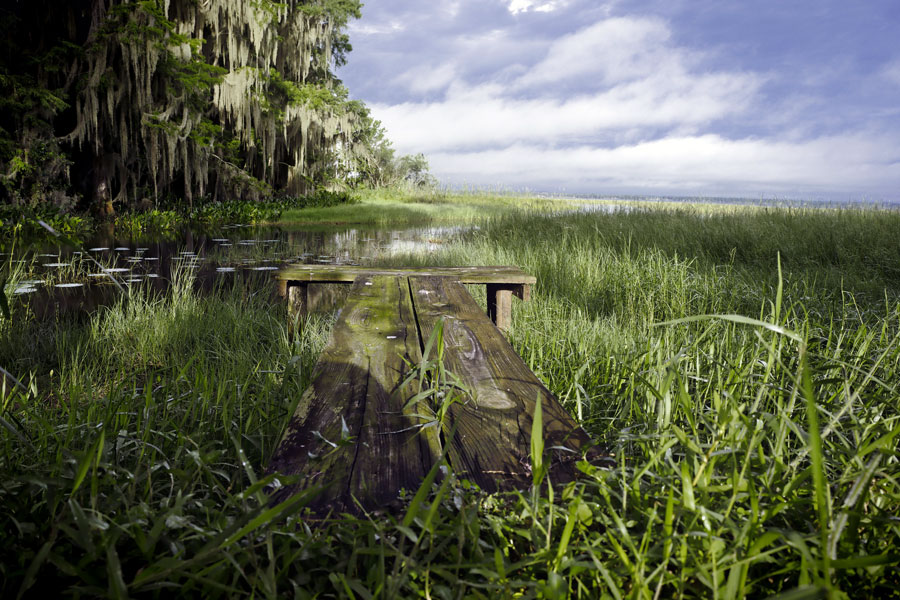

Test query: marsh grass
[279,187,577,227]
[1,201,899,597]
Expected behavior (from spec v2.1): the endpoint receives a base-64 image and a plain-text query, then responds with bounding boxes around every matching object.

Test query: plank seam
[408,275,452,463]
[344,308,371,511]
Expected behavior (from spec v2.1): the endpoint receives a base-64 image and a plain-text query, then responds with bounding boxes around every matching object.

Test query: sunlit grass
[278,186,578,226]
[1,201,899,596]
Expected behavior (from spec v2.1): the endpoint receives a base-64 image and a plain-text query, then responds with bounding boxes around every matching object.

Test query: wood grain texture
[268,276,438,512]
[486,284,513,332]
[277,265,536,286]
[409,276,595,491]
[269,270,604,512]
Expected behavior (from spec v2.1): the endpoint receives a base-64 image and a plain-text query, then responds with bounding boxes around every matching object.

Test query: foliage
[0,203,93,247]
[1,202,898,596]
[0,0,370,212]
[346,108,436,189]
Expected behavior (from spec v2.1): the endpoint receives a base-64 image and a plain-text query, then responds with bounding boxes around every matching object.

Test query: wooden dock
[276,265,534,332]
[268,266,602,513]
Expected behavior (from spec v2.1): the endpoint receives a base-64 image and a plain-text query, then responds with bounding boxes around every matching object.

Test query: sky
[337,0,900,201]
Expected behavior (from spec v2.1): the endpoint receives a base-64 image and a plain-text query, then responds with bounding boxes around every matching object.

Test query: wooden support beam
[277,265,536,287]
[486,284,513,332]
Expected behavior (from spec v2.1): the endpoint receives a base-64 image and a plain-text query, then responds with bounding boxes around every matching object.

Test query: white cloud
[373,16,761,153]
[428,134,900,197]
[373,69,759,153]
[355,11,900,199]
[348,21,405,36]
[516,17,675,87]
[505,0,567,15]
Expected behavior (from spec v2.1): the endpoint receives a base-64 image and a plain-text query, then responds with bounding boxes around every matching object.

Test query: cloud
[348,6,900,200]
[392,64,458,95]
[429,134,900,197]
[348,21,405,36]
[505,0,568,15]
[375,68,758,152]
[515,17,674,87]
[372,17,761,153]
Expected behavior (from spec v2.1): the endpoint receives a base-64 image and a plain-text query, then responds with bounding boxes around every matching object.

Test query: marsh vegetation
[1,196,899,597]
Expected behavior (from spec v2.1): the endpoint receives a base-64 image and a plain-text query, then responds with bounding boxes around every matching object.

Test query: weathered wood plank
[268,276,438,512]
[278,265,536,286]
[409,276,595,491]
[349,276,442,509]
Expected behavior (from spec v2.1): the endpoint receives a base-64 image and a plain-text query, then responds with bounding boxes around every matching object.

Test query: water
[7,224,469,318]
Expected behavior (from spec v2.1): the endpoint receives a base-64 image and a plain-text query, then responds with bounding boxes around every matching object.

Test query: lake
[6,223,469,318]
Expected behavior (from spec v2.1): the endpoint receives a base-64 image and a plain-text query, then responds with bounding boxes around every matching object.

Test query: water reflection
[11,224,468,318]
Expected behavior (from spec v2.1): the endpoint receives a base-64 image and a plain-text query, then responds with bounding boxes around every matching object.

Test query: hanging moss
[0,0,366,212]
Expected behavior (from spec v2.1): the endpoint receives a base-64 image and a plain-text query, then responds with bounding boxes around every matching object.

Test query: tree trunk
[92,154,114,218]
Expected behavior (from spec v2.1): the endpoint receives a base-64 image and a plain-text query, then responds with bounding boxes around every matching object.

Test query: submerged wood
[268,270,601,513]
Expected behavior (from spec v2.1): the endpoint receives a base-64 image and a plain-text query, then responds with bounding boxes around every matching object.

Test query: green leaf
[830,554,900,569]
[656,313,803,343]
[680,461,696,511]
[530,392,545,488]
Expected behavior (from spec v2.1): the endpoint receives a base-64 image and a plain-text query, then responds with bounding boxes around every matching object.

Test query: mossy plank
[268,276,437,512]
[409,276,595,491]
[278,264,536,286]
[348,276,442,508]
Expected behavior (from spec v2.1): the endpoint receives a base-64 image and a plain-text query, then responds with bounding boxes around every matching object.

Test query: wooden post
[514,284,531,302]
[486,284,513,332]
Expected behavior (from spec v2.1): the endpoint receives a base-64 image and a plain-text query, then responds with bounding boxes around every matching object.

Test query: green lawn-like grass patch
[1,196,899,597]
[277,187,578,226]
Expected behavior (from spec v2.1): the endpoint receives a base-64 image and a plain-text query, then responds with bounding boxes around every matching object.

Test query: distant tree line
[0,0,432,217]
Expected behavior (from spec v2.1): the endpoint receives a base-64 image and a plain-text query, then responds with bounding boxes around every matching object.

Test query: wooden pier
[268,266,602,513]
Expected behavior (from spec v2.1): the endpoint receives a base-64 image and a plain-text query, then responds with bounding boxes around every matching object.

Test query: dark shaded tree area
[0,0,374,216]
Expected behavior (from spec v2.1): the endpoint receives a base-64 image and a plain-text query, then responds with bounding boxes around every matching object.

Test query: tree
[0,0,368,214]
[345,108,436,189]
[398,153,435,188]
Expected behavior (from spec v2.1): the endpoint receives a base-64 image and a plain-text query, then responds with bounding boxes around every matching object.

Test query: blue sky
[338,0,900,200]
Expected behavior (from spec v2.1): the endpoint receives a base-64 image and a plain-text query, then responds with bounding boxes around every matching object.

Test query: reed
[1,200,898,597]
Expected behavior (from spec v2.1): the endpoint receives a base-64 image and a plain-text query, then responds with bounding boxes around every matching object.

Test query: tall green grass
[1,202,898,597]
[279,187,576,226]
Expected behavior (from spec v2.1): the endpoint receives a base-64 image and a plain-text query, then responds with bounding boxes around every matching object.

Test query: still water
[7,224,469,318]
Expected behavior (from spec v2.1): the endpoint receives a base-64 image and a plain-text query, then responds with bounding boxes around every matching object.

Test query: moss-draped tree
[0,0,369,214]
